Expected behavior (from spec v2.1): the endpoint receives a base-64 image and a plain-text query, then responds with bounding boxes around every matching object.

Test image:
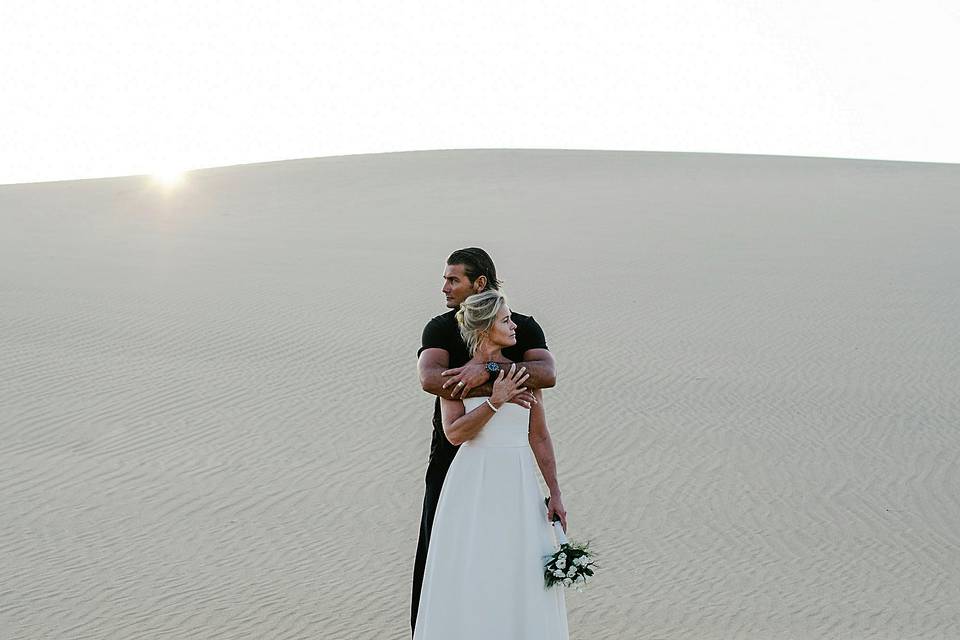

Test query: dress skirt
[413,398,568,639]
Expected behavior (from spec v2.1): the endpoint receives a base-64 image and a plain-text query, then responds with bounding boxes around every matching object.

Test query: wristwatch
[485,361,502,381]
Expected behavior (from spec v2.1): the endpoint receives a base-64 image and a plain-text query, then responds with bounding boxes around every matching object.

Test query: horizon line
[2,146,957,187]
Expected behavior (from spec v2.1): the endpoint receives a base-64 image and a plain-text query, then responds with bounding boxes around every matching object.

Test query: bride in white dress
[413,289,569,639]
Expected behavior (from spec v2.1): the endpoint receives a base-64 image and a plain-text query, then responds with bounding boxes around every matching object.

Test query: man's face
[442,263,480,309]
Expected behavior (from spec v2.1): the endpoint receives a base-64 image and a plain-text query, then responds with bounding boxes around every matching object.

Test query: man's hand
[441,362,490,398]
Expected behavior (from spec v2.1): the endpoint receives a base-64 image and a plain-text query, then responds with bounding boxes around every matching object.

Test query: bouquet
[543,497,598,592]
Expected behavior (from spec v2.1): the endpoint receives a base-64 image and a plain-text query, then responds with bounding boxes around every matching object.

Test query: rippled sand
[2,150,959,639]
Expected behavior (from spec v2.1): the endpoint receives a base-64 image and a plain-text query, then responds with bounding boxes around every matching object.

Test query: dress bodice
[461,397,530,448]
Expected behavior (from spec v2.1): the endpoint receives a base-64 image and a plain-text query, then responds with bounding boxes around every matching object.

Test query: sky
[1,1,958,185]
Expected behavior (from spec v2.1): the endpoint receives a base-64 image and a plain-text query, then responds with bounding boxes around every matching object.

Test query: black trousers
[410,439,457,635]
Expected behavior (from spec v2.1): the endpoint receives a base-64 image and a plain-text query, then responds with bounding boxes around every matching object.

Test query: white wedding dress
[413,397,569,639]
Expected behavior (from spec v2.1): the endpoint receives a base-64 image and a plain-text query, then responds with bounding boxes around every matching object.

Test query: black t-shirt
[418,308,549,482]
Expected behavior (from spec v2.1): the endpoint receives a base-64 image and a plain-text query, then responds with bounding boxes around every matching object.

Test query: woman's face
[486,304,517,348]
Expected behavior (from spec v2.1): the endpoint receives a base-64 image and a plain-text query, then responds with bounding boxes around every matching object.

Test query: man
[410,247,559,635]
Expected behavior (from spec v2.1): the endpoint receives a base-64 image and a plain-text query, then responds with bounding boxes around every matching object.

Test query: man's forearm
[425,359,554,399]
[421,367,470,399]
[461,358,553,398]
[508,359,555,389]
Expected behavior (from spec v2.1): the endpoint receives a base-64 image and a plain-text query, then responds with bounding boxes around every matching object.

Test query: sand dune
[2,149,959,639]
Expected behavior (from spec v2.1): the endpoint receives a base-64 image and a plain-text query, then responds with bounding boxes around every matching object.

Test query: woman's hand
[546,493,567,533]
[489,363,530,408]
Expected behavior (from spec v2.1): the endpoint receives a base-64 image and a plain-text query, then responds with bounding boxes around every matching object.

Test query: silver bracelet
[485,399,499,412]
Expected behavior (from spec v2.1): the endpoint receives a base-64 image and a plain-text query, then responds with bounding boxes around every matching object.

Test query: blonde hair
[456,289,508,356]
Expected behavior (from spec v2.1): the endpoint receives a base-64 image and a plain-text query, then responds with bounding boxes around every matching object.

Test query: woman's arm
[440,396,497,446]
[528,389,561,497]
[529,389,568,531]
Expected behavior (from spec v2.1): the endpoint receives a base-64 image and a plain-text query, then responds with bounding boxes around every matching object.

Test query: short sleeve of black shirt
[418,315,451,359]
[417,310,472,367]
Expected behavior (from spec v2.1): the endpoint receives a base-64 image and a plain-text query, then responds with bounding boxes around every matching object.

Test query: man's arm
[445,348,557,398]
[515,348,556,389]
[418,347,460,400]
[420,348,538,407]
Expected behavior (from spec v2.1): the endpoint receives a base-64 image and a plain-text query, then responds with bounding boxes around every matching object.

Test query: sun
[151,169,186,187]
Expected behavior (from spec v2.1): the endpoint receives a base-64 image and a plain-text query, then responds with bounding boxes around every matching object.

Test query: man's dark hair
[447,247,502,291]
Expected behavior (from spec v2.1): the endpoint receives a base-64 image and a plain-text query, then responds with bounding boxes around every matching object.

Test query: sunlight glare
[151,169,186,188]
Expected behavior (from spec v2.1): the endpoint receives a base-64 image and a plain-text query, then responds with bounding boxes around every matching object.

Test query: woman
[413,289,569,639]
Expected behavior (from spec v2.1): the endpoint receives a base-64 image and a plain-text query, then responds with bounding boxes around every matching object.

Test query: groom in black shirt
[410,247,556,635]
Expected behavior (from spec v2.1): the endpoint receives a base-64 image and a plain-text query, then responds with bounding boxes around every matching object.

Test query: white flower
[558,552,567,560]
[575,574,586,583]
[572,556,583,567]
[556,557,566,570]
[553,569,565,578]
[567,566,577,577]
[563,578,573,587]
